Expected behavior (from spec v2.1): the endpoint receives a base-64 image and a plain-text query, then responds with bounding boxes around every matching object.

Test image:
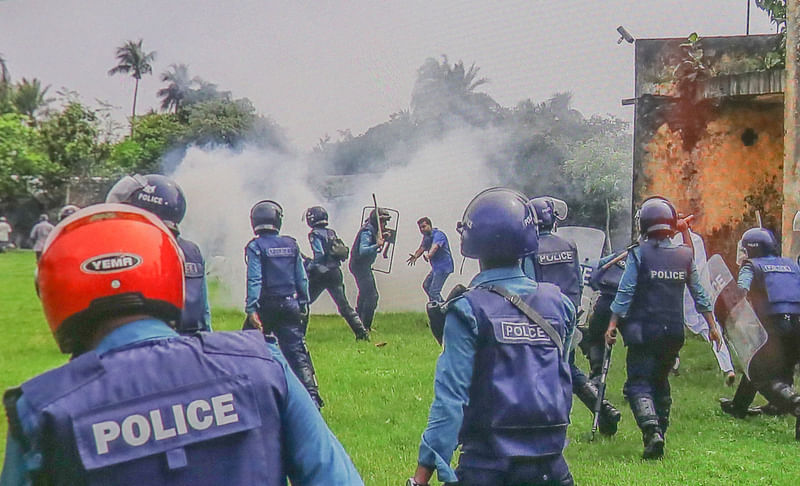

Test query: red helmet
[38,203,184,353]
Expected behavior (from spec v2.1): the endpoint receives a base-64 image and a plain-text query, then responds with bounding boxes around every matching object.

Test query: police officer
[348,208,389,331]
[719,227,800,437]
[0,204,364,486]
[582,248,628,380]
[605,196,721,459]
[524,196,621,436]
[244,200,323,408]
[106,174,211,334]
[408,188,576,486]
[305,205,369,340]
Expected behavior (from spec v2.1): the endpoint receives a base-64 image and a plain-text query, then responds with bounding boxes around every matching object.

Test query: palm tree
[12,78,53,123]
[108,39,156,128]
[157,63,193,113]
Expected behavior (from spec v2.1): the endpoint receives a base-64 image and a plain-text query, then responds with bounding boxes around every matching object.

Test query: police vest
[177,237,208,333]
[748,256,800,316]
[310,227,340,269]
[14,331,287,486]
[349,224,377,267]
[590,254,626,297]
[532,233,581,308]
[459,283,571,458]
[250,234,299,298]
[623,240,693,345]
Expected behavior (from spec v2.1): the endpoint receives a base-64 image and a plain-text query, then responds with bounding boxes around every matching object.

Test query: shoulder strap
[481,284,564,353]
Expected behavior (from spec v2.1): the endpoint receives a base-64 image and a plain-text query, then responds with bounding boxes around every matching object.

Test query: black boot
[765,381,800,417]
[720,376,759,419]
[345,311,370,341]
[574,381,621,436]
[654,395,671,438]
[631,396,664,459]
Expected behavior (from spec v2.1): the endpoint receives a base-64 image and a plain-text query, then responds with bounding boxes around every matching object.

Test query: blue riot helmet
[457,187,539,261]
[741,227,779,258]
[530,196,568,232]
[368,208,391,229]
[305,206,329,228]
[251,200,283,234]
[106,174,187,232]
[638,196,677,238]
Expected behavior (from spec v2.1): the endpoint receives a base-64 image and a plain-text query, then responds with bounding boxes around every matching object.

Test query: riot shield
[792,211,800,259]
[706,254,768,378]
[557,226,607,320]
[360,206,399,274]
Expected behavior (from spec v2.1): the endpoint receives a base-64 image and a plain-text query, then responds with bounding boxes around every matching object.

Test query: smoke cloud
[173,125,505,313]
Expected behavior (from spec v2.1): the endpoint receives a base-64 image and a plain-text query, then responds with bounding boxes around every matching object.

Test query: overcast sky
[0,0,776,149]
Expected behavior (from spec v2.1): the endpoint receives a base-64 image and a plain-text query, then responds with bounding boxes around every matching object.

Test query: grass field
[1,249,798,484]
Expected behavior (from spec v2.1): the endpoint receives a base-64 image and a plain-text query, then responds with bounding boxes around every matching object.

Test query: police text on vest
[92,393,239,454]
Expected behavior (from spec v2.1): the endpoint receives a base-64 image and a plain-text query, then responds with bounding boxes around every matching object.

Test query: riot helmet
[251,200,283,233]
[106,174,187,232]
[58,205,80,222]
[39,214,49,222]
[305,206,329,228]
[638,196,677,238]
[37,204,184,354]
[530,196,568,232]
[741,227,779,258]
[368,208,391,229]
[457,187,539,261]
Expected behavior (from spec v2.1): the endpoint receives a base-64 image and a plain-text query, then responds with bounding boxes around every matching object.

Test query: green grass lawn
[1,249,798,484]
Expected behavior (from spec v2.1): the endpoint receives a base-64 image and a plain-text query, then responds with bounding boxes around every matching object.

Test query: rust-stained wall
[633,34,784,267]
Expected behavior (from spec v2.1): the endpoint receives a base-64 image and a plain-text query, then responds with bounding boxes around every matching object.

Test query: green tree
[38,102,109,205]
[123,112,187,173]
[108,39,156,128]
[0,113,59,204]
[410,56,498,127]
[184,97,285,149]
[12,78,53,123]
[157,63,193,113]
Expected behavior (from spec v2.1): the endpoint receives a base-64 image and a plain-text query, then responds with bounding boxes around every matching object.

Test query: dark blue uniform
[176,236,211,333]
[417,266,575,485]
[308,227,368,339]
[348,222,382,330]
[730,257,800,413]
[581,252,626,378]
[611,238,710,438]
[1,321,363,485]
[244,232,322,407]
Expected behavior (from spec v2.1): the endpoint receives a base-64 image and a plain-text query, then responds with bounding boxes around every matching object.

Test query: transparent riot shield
[557,226,607,321]
[706,254,768,378]
[792,211,800,258]
[360,206,399,274]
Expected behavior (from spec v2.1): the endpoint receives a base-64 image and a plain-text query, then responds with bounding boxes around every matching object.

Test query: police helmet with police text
[106,174,187,232]
[457,187,539,261]
[741,227,779,258]
[251,200,283,233]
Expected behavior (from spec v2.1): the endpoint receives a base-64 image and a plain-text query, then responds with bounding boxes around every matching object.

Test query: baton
[597,242,639,273]
[372,193,387,255]
[591,343,613,440]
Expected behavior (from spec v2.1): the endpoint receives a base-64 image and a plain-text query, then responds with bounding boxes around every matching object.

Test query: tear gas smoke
[172,126,505,313]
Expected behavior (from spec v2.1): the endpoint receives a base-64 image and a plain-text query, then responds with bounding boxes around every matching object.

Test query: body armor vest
[310,227,340,269]
[177,237,207,333]
[748,256,800,316]
[350,224,377,267]
[251,234,299,299]
[459,283,572,458]
[623,240,693,345]
[532,233,581,308]
[14,331,287,486]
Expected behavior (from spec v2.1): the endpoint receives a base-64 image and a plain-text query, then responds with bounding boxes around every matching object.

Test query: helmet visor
[105,174,149,203]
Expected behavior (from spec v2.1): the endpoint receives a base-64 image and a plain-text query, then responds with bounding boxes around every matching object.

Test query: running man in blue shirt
[407,217,454,302]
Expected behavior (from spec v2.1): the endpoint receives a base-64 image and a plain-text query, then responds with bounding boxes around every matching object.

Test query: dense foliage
[0,47,630,242]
